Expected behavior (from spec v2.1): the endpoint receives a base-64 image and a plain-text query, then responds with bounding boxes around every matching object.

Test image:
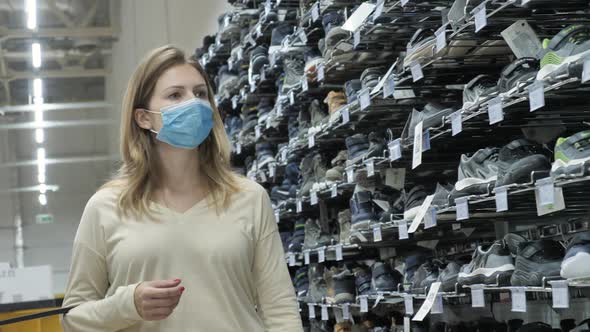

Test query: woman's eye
[195,90,208,99]
[168,92,181,99]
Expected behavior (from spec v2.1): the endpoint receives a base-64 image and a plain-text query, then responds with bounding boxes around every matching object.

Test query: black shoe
[510,239,564,286]
[496,139,551,187]
[371,261,402,293]
[353,266,372,297]
[363,132,386,160]
[403,186,427,220]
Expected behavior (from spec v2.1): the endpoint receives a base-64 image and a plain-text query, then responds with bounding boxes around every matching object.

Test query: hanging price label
[308,304,316,319]
[256,24,263,37]
[302,78,309,92]
[424,207,437,229]
[288,253,296,266]
[236,143,242,155]
[360,296,369,313]
[321,305,329,321]
[528,80,545,112]
[308,134,315,148]
[353,30,361,49]
[260,69,266,82]
[373,0,385,20]
[404,316,410,332]
[310,190,318,205]
[536,177,555,206]
[289,90,295,105]
[346,166,354,183]
[311,2,320,22]
[389,139,402,161]
[318,247,325,263]
[456,197,469,221]
[511,287,527,312]
[359,88,371,110]
[231,95,239,110]
[274,210,280,223]
[412,121,424,169]
[474,3,487,33]
[411,61,424,82]
[451,111,462,136]
[373,225,383,242]
[331,185,338,198]
[299,29,308,44]
[583,59,590,83]
[435,26,447,53]
[342,304,350,320]
[398,220,409,240]
[495,186,508,212]
[304,251,310,265]
[488,97,503,125]
[335,244,343,261]
[551,280,569,309]
[365,159,375,177]
[431,294,443,314]
[318,63,325,82]
[383,76,395,98]
[255,126,261,139]
[341,107,350,124]
[471,285,485,307]
[296,200,303,213]
[404,295,414,314]
[401,0,409,6]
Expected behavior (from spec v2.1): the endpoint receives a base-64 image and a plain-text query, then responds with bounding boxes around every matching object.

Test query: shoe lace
[573,138,590,151]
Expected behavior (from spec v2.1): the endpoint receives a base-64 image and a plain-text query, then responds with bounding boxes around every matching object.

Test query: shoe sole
[551,157,590,178]
[458,264,515,286]
[561,252,590,279]
[334,292,355,304]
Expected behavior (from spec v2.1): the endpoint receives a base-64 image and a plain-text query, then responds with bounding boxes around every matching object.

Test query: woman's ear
[134,108,153,130]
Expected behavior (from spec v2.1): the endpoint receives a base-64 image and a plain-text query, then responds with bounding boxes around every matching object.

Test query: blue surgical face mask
[145,98,214,149]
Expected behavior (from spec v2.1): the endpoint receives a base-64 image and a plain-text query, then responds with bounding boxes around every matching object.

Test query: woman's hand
[133,279,185,321]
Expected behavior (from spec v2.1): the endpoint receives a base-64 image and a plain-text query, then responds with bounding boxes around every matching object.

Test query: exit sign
[35,214,53,224]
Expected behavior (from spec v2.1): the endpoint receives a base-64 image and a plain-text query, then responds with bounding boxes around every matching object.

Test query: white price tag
[360,296,369,312]
[488,97,503,125]
[250,83,256,93]
[536,187,565,216]
[341,107,350,124]
[308,303,316,319]
[331,185,338,198]
[422,130,430,151]
[231,96,238,110]
[289,91,295,105]
[583,59,590,83]
[383,76,395,98]
[412,121,424,169]
[424,207,437,229]
[373,225,383,242]
[288,253,296,266]
[269,165,276,178]
[388,139,402,161]
[260,69,266,82]
[296,200,303,213]
[302,78,309,92]
[304,251,310,265]
[511,287,527,312]
[311,2,320,22]
[318,63,325,82]
[471,285,485,308]
[398,220,409,240]
[299,29,308,44]
[409,194,435,233]
[255,126,261,139]
[404,316,410,332]
[404,295,414,314]
[551,280,569,309]
[359,89,371,110]
[321,305,329,321]
[413,282,441,321]
[474,4,487,33]
[435,26,447,53]
[401,0,409,6]
[353,30,361,49]
[308,134,315,148]
[236,143,242,155]
[281,149,287,161]
[256,24,263,37]
[456,197,469,221]
[310,190,318,205]
[275,210,280,223]
[373,0,385,20]
[431,294,443,314]
[411,61,424,82]
[365,159,375,177]
[528,80,545,112]
[536,178,555,206]
[335,244,343,261]
[495,187,508,212]
[342,304,350,320]
[451,111,462,136]
[346,167,354,183]
[237,47,243,61]
[452,223,461,230]
[318,248,325,263]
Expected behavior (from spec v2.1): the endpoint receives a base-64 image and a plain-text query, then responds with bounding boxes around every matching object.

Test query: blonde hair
[103,45,241,219]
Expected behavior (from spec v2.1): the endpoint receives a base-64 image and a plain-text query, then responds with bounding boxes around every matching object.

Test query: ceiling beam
[0,27,116,40]
[0,185,59,194]
[5,68,108,81]
[0,119,114,130]
[0,101,111,113]
[0,154,119,168]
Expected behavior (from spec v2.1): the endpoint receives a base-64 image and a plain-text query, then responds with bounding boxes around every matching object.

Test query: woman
[61,45,303,332]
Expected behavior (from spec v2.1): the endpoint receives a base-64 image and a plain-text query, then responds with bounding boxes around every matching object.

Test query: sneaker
[404,254,429,286]
[250,45,269,74]
[437,261,461,292]
[401,103,454,142]
[458,241,515,286]
[412,261,440,291]
[511,239,564,286]
[303,218,321,250]
[431,183,453,209]
[495,139,551,187]
[536,25,590,81]
[360,67,385,91]
[497,57,539,95]
[304,49,324,80]
[299,154,315,197]
[338,209,352,244]
[297,107,311,141]
[270,23,295,55]
[324,91,347,115]
[325,150,347,182]
[326,267,356,304]
[353,266,372,297]
[344,79,362,103]
[321,11,345,36]
[560,231,590,279]
[288,218,306,252]
[371,261,402,293]
[294,267,310,300]
[350,191,377,231]
[403,28,436,69]
[282,57,305,93]
[462,74,499,109]
[309,264,328,303]
[551,130,590,178]
[255,142,275,169]
[345,134,370,165]
[450,147,499,203]
[403,186,428,220]
[310,99,329,128]
[312,154,329,188]
[363,132,386,160]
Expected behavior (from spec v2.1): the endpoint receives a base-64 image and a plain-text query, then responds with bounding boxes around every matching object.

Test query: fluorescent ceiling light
[37,172,45,184]
[32,43,41,68]
[33,78,42,98]
[26,0,37,30]
[38,194,47,206]
[37,147,46,174]
[39,183,47,194]
[35,128,44,143]
[34,108,43,123]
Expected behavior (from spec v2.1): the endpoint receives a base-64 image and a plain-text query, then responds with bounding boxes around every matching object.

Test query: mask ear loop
[141,109,160,134]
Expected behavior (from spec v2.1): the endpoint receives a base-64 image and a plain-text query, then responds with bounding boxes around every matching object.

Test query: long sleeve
[60,193,143,332]
[252,189,303,332]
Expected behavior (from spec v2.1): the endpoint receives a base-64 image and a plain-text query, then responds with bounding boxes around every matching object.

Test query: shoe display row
[200,0,590,330]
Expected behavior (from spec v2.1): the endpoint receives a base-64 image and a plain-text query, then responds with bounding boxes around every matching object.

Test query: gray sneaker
[458,242,515,286]
[299,154,315,197]
[303,218,321,250]
[309,264,328,303]
[338,209,352,244]
[462,74,499,109]
[437,261,461,292]
[450,147,499,203]
[282,57,304,93]
[310,99,329,128]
